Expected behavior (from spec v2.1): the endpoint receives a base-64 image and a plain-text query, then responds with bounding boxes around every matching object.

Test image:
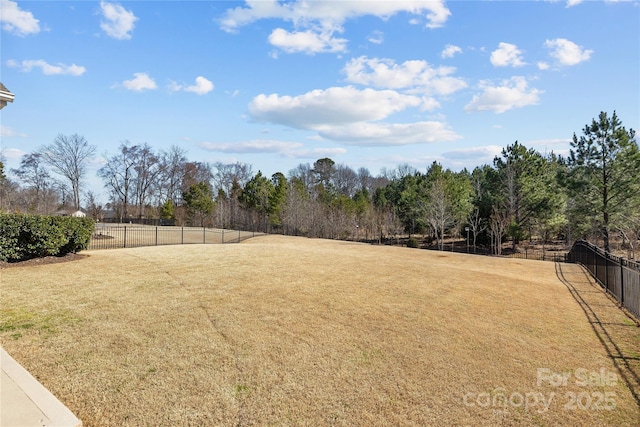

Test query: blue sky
[1,0,638,199]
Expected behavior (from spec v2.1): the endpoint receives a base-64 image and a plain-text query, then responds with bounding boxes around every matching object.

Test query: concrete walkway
[1,347,81,427]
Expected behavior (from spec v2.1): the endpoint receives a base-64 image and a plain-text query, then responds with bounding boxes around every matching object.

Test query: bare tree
[333,163,359,197]
[210,162,254,228]
[41,134,96,211]
[357,167,372,191]
[617,212,640,259]
[397,163,417,179]
[288,163,314,190]
[98,142,139,219]
[133,143,162,218]
[467,207,486,253]
[490,208,509,255]
[424,178,454,251]
[212,162,253,196]
[53,180,72,209]
[85,191,104,221]
[0,173,20,212]
[158,145,188,205]
[11,152,54,213]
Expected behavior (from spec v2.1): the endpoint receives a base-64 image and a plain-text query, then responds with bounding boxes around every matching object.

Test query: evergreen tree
[568,111,640,252]
[494,141,564,250]
[182,181,214,227]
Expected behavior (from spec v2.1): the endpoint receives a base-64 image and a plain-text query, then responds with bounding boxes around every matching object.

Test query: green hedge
[0,213,95,262]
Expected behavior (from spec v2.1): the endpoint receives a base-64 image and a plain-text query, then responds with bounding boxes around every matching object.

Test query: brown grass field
[1,235,639,426]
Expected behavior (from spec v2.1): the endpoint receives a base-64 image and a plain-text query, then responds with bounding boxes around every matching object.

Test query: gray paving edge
[1,347,82,427]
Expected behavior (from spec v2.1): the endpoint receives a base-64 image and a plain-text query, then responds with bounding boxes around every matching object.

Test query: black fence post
[604,252,607,291]
[620,260,625,306]
[155,226,158,246]
[123,226,127,248]
[203,226,206,244]
[594,247,597,285]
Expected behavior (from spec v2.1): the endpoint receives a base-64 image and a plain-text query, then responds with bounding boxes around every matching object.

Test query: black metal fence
[420,242,569,263]
[101,217,176,226]
[567,240,640,319]
[89,223,262,250]
[500,248,568,262]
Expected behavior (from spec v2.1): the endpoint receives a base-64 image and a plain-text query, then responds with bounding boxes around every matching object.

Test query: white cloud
[526,138,572,156]
[200,139,347,159]
[121,73,157,91]
[441,145,503,161]
[100,1,137,40]
[464,76,543,114]
[201,140,302,154]
[7,59,86,76]
[316,121,461,146]
[537,61,550,70]
[490,42,526,67]
[184,76,214,95]
[343,56,467,96]
[0,125,26,138]
[300,147,348,158]
[219,0,287,31]
[220,1,450,55]
[248,85,460,146]
[566,0,584,7]
[441,44,462,59]
[544,38,593,66]
[0,0,40,36]
[0,147,26,159]
[0,125,14,137]
[163,76,216,94]
[420,97,441,111]
[167,80,182,93]
[220,1,451,32]
[439,145,505,169]
[249,86,421,129]
[368,30,384,45]
[268,28,347,54]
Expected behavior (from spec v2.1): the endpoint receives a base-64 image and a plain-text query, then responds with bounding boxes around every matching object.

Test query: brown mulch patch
[0,253,88,269]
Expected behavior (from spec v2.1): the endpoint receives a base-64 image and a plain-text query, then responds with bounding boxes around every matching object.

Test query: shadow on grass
[555,262,640,409]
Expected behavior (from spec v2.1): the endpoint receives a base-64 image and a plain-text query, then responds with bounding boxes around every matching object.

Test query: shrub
[407,237,420,248]
[0,214,21,261]
[0,213,95,262]
[56,216,94,254]
[19,215,66,259]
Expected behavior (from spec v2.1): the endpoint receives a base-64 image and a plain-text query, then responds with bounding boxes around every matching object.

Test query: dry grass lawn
[1,235,638,426]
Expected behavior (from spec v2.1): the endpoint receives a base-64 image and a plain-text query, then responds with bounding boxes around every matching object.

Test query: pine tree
[568,111,640,252]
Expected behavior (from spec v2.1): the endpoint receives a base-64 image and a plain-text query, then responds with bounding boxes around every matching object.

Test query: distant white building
[54,209,86,217]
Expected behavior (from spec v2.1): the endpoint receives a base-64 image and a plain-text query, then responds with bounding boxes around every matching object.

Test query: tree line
[1,111,638,256]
